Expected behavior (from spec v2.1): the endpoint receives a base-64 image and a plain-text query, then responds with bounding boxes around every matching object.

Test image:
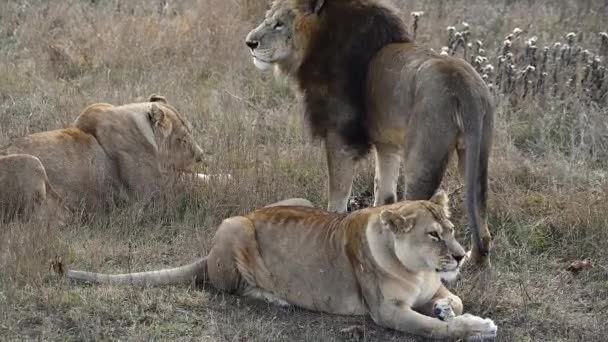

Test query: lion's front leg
[416,285,463,321]
[325,133,358,213]
[371,301,497,341]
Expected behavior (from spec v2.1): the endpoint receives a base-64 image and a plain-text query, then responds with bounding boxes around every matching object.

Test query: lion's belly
[264,260,367,315]
[253,223,366,315]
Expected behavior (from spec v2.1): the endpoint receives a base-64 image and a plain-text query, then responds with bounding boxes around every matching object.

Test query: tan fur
[66,193,497,340]
[0,96,204,218]
[0,154,69,225]
[245,0,494,265]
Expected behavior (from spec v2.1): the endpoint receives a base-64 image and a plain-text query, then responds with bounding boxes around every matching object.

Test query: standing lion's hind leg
[373,143,401,206]
[402,126,456,201]
[457,145,466,179]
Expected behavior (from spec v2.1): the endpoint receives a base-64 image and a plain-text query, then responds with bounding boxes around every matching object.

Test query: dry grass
[1,0,607,341]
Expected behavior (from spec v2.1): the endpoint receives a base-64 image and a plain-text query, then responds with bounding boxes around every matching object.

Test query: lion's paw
[433,298,456,321]
[339,325,364,342]
[451,313,497,341]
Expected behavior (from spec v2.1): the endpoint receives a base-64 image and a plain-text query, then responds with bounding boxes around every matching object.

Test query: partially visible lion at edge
[0,95,204,223]
[0,154,70,226]
[245,0,494,266]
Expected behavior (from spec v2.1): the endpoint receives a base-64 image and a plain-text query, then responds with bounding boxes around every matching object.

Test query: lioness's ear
[380,210,415,234]
[430,190,450,217]
[148,103,166,126]
[149,94,167,104]
[305,0,324,15]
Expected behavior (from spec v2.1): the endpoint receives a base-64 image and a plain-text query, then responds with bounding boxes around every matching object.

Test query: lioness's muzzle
[246,39,259,50]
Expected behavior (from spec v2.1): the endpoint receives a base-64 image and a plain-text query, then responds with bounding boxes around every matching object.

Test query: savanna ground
[1,0,607,341]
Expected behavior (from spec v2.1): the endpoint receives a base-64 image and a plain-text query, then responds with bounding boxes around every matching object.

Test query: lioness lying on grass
[0,95,204,222]
[67,193,497,340]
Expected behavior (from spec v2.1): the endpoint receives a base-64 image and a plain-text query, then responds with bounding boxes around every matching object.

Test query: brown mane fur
[293,0,411,155]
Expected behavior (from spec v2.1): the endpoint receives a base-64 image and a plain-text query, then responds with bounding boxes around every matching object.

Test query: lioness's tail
[66,257,209,287]
[460,78,494,265]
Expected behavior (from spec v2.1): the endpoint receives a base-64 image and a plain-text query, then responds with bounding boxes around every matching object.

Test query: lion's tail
[460,82,494,265]
[66,257,209,287]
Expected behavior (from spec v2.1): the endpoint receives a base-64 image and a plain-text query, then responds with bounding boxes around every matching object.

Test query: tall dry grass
[0,0,607,340]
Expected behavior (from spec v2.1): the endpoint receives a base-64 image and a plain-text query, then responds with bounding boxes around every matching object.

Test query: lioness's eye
[274,21,284,30]
[428,232,440,240]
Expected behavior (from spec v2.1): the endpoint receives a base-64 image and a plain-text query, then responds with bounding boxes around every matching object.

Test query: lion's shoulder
[73,103,115,136]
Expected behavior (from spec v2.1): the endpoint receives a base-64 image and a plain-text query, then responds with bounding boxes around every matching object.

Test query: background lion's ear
[148,103,166,126]
[430,190,450,216]
[380,210,415,234]
[149,94,167,104]
[303,0,324,15]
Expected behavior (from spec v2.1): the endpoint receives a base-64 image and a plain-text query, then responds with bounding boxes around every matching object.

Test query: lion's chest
[411,272,443,307]
[380,271,442,309]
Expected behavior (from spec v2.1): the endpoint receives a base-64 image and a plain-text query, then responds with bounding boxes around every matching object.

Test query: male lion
[66,192,497,340]
[0,95,204,216]
[244,0,494,265]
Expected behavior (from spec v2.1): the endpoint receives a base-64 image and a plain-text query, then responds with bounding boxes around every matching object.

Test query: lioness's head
[147,95,204,171]
[379,191,467,281]
[245,0,325,72]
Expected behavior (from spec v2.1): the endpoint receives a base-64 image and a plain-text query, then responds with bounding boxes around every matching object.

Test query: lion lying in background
[0,95,205,222]
[66,193,497,340]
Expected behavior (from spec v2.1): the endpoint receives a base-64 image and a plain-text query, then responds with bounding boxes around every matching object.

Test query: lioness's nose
[453,254,465,263]
[246,39,259,50]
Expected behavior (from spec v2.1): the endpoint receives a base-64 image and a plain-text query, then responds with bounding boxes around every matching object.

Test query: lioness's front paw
[451,313,497,341]
[339,325,364,342]
[433,298,456,321]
